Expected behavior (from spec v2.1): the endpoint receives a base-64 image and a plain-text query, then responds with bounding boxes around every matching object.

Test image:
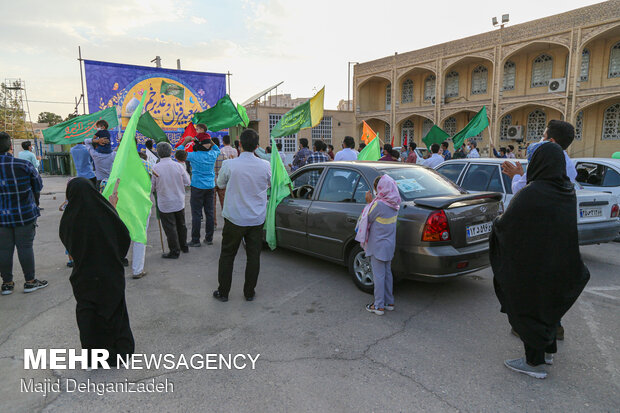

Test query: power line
[28,99,76,105]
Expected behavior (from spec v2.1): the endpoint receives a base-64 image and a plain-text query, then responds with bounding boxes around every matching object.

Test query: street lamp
[492,14,509,28]
[348,61,359,111]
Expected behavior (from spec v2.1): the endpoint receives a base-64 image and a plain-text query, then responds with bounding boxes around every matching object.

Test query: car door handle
[294,209,304,215]
[346,217,357,223]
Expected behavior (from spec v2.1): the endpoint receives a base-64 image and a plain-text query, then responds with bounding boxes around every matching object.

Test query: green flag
[270,87,324,138]
[137,111,168,143]
[160,80,185,100]
[42,107,118,144]
[451,106,489,149]
[102,94,153,244]
[192,95,245,132]
[422,125,450,149]
[237,103,249,127]
[264,137,292,250]
[357,134,381,161]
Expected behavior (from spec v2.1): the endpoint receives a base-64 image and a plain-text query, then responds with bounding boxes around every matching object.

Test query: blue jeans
[0,221,37,283]
[190,186,214,243]
[370,256,394,310]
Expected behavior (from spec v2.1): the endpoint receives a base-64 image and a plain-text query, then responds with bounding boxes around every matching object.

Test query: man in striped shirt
[0,132,48,295]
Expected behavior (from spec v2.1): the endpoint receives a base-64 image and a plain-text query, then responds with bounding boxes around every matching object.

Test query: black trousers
[217,219,263,298]
[524,337,557,366]
[159,209,187,255]
[0,221,36,283]
[76,297,135,367]
[190,187,214,243]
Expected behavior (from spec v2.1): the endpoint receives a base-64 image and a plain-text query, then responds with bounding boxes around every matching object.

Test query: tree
[38,111,63,126]
[0,81,32,140]
[65,113,79,121]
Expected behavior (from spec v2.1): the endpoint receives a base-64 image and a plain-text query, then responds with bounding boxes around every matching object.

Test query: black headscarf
[59,178,131,320]
[490,142,590,349]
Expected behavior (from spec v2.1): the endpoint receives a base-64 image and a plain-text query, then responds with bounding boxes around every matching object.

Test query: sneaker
[1,282,15,295]
[556,325,565,341]
[504,357,547,379]
[188,241,201,247]
[23,279,48,293]
[161,252,179,259]
[213,290,228,302]
[545,353,554,365]
[132,271,147,279]
[365,303,384,316]
[385,304,395,311]
[204,238,213,245]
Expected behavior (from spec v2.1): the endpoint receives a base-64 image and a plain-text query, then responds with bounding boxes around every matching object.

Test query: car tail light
[422,210,451,242]
[611,204,619,218]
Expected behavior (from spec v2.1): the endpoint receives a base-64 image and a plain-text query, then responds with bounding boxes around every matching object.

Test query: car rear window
[380,167,462,201]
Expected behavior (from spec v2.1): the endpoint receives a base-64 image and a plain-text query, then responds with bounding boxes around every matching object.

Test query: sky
[0,0,604,120]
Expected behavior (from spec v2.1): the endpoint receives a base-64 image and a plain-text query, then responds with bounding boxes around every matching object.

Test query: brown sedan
[274,161,503,293]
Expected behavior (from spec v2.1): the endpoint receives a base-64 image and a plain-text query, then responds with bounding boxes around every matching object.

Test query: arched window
[445,71,459,98]
[602,103,620,140]
[531,54,553,87]
[385,123,391,139]
[401,79,413,104]
[526,109,546,140]
[422,119,434,138]
[500,114,513,140]
[401,119,414,142]
[574,111,583,141]
[443,117,457,136]
[503,61,516,91]
[471,65,488,95]
[580,49,590,82]
[385,84,391,109]
[424,75,436,101]
[609,42,620,78]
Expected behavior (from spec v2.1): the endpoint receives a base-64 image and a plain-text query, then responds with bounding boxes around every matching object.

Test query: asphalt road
[1,176,618,412]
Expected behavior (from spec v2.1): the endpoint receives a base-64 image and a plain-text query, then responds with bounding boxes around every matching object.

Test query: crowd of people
[0,119,590,378]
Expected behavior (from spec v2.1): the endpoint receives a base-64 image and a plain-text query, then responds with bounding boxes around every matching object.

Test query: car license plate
[580,207,602,218]
[466,222,493,239]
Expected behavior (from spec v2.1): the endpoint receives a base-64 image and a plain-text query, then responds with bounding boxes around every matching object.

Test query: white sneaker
[385,304,394,311]
[365,304,384,315]
[545,353,554,365]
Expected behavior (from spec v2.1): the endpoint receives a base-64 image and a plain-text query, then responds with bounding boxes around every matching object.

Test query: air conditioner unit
[507,125,523,141]
[548,78,566,93]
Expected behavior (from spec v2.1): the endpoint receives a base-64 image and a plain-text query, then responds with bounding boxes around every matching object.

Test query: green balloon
[613,152,620,159]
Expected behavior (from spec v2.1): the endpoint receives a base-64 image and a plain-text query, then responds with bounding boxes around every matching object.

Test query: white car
[393,146,428,164]
[574,158,620,201]
[434,158,620,246]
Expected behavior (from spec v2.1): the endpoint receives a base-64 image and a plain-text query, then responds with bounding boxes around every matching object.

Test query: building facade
[354,1,620,157]
[243,105,356,163]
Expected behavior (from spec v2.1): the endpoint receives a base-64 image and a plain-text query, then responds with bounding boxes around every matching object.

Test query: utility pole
[78,46,86,114]
[226,71,232,95]
[151,56,162,68]
[177,59,181,70]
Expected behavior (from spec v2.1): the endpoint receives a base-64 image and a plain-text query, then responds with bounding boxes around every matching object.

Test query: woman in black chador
[59,178,134,366]
[490,142,589,379]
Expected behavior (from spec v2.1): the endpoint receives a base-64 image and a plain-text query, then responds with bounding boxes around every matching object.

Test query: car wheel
[348,244,374,294]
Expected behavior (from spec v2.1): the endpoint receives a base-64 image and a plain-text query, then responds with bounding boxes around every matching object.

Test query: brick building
[354,1,620,157]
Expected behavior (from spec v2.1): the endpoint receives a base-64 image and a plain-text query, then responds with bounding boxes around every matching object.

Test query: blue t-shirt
[70,144,96,179]
[186,145,220,189]
[94,130,112,154]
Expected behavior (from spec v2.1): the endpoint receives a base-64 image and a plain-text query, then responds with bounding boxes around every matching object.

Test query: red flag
[403,133,407,148]
[176,122,196,148]
[390,135,394,147]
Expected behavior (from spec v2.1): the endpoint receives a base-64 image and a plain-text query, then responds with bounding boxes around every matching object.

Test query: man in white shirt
[334,136,358,161]
[503,120,577,194]
[466,140,480,158]
[213,129,271,302]
[422,143,444,168]
[152,142,191,259]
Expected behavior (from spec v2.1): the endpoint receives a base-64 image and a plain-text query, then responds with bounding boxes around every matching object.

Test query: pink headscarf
[355,175,401,250]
